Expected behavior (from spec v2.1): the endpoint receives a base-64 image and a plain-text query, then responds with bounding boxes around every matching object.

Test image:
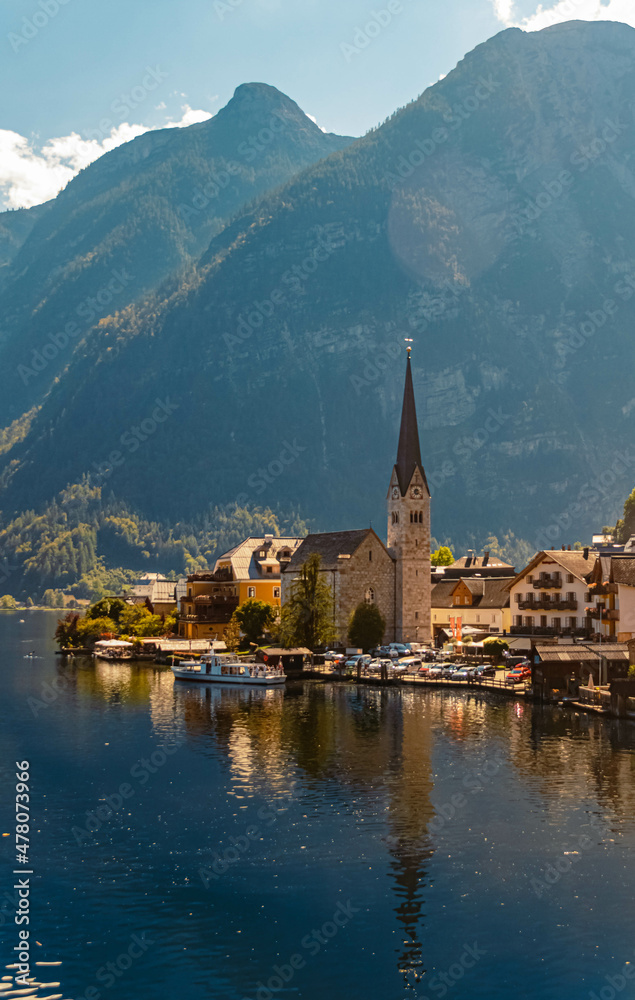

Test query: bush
[348,602,385,652]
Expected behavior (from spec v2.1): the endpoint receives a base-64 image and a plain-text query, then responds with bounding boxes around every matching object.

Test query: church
[281,348,432,644]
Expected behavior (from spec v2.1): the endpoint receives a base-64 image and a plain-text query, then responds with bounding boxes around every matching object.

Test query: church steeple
[395,352,429,497]
[387,344,431,644]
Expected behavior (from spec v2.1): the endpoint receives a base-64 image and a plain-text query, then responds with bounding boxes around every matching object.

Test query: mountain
[3,19,635,583]
[0,83,353,422]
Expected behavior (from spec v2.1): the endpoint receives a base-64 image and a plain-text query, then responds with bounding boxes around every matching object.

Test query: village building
[177,535,303,641]
[507,548,597,638]
[433,551,515,581]
[282,350,431,644]
[431,576,512,641]
[586,554,635,642]
[532,642,630,700]
[121,572,178,616]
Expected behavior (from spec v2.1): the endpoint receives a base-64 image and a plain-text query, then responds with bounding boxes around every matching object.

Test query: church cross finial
[405,337,413,358]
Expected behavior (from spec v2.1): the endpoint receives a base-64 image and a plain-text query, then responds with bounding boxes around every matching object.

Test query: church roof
[395,355,429,496]
[285,529,384,572]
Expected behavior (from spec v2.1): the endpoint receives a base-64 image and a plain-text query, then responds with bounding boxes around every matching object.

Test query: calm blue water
[2,612,635,999]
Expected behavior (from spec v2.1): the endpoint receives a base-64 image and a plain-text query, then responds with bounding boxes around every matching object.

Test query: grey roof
[451,554,514,570]
[152,581,177,602]
[610,557,635,587]
[215,536,304,581]
[535,643,629,663]
[286,529,382,572]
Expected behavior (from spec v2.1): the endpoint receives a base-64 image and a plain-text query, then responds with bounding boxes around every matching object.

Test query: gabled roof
[432,576,510,609]
[285,528,392,572]
[394,355,429,497]
[535,643,629,663]
[610,557,635,588]
[508,550,595,589]
[214,536,304,581]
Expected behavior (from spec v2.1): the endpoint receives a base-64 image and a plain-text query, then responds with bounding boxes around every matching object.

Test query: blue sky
[0,0,633,209]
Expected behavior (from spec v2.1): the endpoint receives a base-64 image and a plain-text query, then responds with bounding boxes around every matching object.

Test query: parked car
[417,664,430,676]
[399,657,423,673]
[474,664,496,678]
[388,643,411,656]
[428,665,445,678]
[390,662,408,675]
[453,667,475,681]
[441,664,459,679]
[325,651,345,663]
[506,665,531,684]
[345,654,371,669]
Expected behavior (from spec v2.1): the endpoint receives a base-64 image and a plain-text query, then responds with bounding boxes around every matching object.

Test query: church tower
[387,347,431,643]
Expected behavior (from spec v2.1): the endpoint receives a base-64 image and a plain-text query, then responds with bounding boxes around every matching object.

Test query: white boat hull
[171,668,286,685]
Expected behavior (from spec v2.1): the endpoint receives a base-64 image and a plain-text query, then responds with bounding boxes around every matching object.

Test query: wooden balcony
[533,576,562,589]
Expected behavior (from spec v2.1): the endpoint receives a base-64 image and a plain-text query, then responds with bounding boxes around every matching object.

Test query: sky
[0,0,633,210]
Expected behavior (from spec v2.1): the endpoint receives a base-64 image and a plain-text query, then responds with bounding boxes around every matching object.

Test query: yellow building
[177,535,303,641]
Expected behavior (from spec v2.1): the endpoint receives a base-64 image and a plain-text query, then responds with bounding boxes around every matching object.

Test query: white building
[508,549,596,638]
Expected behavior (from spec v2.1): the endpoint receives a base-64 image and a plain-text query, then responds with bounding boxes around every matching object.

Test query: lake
[1,611,635,1000]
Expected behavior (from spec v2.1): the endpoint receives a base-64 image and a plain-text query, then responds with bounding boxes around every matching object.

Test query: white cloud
[306,113,328,133]
[491,0,635,30]
[0,105,214,211]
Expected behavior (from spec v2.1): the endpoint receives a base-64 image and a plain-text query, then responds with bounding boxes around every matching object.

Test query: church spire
[395,349,429,497]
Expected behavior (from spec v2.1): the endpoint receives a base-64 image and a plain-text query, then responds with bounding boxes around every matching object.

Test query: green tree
[234,599,277,646]
[431,546,454,566]
[223,616,241,653]
[25,597,34,608]
[86,597,127,625]
[279,553,336,650]
[75,616,117,645]
[348,602,385,651]
[615,486,635,543]
[118,604,164,637]
[482,636,509,661]
[55,612,80,648]
[0,595,18,609]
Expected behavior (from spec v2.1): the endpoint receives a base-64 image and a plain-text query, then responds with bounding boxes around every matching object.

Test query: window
[554,593,561,602]
[569,617,577,629]
[369,550,372,562]
[274,588,280,599]
[415,569,418,577]
[365,588,375,604]
[567,574,574,584]
[515,615,522,627]
[248,587,256,598]
[515,593,521,604]
[551,617,559,630]
[476,614,480,623]
[526,593,532,602]
[528,576,533,583]
[410,512,413,523]
[415,611,419,619]
[419,512,423,523]
[541,615,547,627]
[524,617,534,627]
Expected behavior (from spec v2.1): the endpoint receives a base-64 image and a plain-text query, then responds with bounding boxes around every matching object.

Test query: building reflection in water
[172,678,436,992]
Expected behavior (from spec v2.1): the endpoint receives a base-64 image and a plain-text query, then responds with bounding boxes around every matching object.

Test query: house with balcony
[431,576,512,640]
[508,548,596,638]
[585,554,635,642]
[177,535,304,641]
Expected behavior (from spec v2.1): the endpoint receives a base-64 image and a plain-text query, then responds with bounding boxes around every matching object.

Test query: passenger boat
[93,639,134,661]
[171,651,286,686]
